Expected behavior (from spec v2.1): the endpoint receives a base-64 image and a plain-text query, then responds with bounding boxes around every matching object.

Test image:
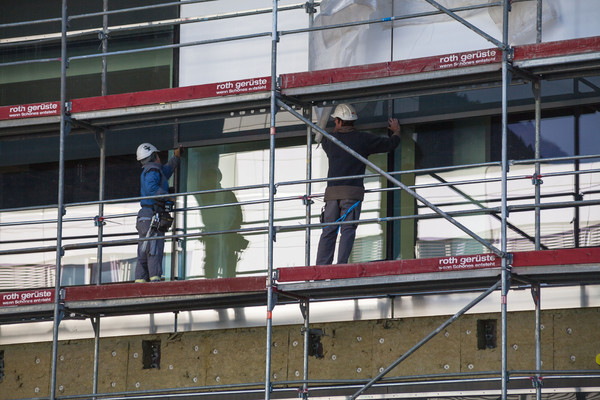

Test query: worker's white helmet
[331,104,358,121]
[136,143,158,161]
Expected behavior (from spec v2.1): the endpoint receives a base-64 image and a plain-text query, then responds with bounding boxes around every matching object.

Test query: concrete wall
[1,308,599,399]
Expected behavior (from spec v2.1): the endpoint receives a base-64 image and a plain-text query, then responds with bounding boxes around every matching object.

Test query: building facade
[0,1,599,399]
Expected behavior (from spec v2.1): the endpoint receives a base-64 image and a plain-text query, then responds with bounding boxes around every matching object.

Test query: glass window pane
[181,131,392,278]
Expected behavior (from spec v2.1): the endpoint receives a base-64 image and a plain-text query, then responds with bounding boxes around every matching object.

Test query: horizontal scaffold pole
[276,99,505,258]
[280,2,501,38]
[429,173,548,250]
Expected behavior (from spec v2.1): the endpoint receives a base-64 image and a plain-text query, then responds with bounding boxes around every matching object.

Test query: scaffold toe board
[0,277,268,323]
[63,276,268,317]
[275,248,600,300]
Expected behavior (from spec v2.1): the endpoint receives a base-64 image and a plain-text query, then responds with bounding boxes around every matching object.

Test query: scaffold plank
[64,276,267,302]
[70,77,271,114]
[0,248,598,323]
[276,253,501,283]
[1,248,598,309]
[275,248,600,285]
[512,247,600,267]
[513,36,600,61]
[280,48,502,90]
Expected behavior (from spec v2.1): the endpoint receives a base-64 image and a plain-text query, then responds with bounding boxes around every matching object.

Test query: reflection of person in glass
[196,168,248,279]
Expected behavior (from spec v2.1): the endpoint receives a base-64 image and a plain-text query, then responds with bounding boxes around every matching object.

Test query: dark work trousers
[135,208,165,281]
[316,199,362,265]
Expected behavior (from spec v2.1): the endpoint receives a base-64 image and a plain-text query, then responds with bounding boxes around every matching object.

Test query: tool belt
[156,211,173,232]
[148,202,174,233]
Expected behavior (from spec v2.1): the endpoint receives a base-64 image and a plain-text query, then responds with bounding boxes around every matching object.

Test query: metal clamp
[531,376,543,388]
[531,173,543,186]
[304,2,317,14]
[507,46,515,62]
[505,252,514,268]
[299,300,308,320]
[94,216,106,226]
[301,194,314,206]
[97,30,109,41]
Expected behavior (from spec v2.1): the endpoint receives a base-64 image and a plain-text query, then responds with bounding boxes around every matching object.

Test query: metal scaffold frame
[1,1,600,400]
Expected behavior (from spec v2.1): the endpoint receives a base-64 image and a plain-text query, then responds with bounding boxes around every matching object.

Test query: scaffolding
[1,1,600,400]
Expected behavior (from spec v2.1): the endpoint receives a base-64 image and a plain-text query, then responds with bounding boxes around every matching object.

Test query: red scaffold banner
[280,48,502,89]
[436,253,501,272]
[0,101,61,121]
[277,253,501,282]
[0,289,55,307]
[70,77,271,114]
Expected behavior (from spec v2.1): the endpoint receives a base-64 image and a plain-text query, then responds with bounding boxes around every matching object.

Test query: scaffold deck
[1,36,600,133]
[1,247,598,324]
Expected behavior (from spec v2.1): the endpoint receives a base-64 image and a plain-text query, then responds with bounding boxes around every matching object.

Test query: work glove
[174,145,185,157]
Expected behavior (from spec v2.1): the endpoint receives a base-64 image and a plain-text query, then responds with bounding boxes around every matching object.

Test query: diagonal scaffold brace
[350,280,502,399]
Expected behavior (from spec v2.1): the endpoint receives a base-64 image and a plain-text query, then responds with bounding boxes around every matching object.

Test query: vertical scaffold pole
[93,130,105,397]
[304,0,315,267]
[92,317,101,399]
[101,0,108,96]
[573,104,581,248]
[265,1,279,400]
[533,8,543,399]
[50,1,68,399]
[534,0,542,249]
[302,6,315,396]
[304,107,313,266]
[500,1,510,399]
[533,284,542,400]
[302,300,310,399]
[96,131,106,285]
[94,2,108,392]
[536,0,542,43]
[533,80,541,249]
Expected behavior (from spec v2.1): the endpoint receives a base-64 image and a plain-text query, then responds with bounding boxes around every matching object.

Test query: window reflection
[412,111,600,258]
[182,134,390,277]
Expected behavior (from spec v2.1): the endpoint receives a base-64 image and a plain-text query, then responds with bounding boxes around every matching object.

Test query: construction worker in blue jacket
[316,104,401,265]
[135,143,182,282]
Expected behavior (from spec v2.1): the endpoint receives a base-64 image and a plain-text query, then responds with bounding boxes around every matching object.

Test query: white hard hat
[331,104,358,121]
[136,142,158,161]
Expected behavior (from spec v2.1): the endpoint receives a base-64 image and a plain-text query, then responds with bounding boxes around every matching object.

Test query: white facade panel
[180,0,600,86]
[180,0,309,86]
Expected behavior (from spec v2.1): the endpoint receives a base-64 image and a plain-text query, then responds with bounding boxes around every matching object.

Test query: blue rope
[335,200,361,234]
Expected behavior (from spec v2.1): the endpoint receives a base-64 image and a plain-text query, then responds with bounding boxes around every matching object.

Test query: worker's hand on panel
[388,118,401,136]
[174,145,185,157]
